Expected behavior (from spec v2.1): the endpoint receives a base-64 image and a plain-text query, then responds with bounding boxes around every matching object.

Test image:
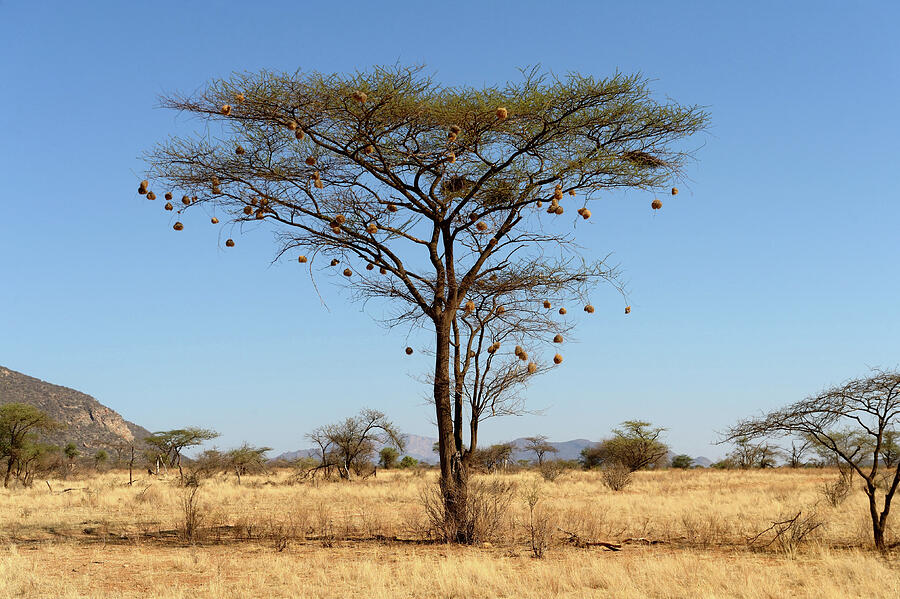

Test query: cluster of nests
[318,255,389,277]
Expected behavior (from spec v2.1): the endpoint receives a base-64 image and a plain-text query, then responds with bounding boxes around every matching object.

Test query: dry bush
[822,468,852,507]
[601,463,632,491]
[522,482,554,558]
[420,478,516,544]
[538,460,566,483]
[747,509,824,558]
[180,485,205,543]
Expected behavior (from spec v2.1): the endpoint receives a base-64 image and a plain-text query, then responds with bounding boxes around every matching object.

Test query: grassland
[1,468,898,598]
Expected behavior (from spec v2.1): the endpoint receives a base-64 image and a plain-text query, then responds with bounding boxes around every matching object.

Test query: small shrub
[420,478,516,544]
[522,482,554,558]
[539,460,566,482]
[601,463,632,491]
[180,485,205,543]
[822,469,852,507]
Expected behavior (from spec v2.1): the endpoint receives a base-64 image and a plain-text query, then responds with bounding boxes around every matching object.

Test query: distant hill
[0,366,150,450]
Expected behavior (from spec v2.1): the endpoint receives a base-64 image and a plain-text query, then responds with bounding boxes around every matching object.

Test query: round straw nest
[581,209,591,220]
[487,342,500,354]
[496,305,505,314]
[448,132,458,142]
[226,239,235,247]
[352,90,368,103]
[449,125,461,134]
[235,145,245,155]
[314,179,324,189]
[489,274,498,282]
[331,226,341,235]
[182,196,191,205]
[475,221,488,232]
[255,209,264,219]
[553,354,563,365]
[405,346,414,355]
[295,129,305,140]
[527,362,538,374]
[568,190,576,196]
[543,300,551,309]
[138,180,148,194]
[164,202,173,211]
[343,268,352,277]
[305,157,316,166]
[387,203,398,212]
[243,206,253,215]
[379,267,388,275]
[366,263,375,271]
[651,198,663,210]
[625,306,631,314]
[584,304,595,314]
[334,214,346,225]
[298,255,307,263]
[234,92,245,103]
[514,345,524,356]
[496,107,508,120]
[671,187,679,196]
[287,121,298,131]
[364,145,375,155]
[211,217,219,224]
[330,258,340,267]
[173,222,183,231]
[212,186,222,194]
[553,187,563,201]
[146,191,156,201]
[220,104,232,116]
[164,192,173,201]
[446,152,456,163]
[558,307,567,315]
[554,206,564,215]
[464,300,476,313]
[519,351,528,361]
[366,223,378,234]
[553,334,563,343]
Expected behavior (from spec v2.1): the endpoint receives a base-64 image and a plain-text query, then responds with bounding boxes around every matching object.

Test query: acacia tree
[523,435,558,466]
[225,443,271,484]
[139,65,706,541]
[307,409,404,480]
[0,403,58,488]
[145,427,219,483]
[726,369,900,551]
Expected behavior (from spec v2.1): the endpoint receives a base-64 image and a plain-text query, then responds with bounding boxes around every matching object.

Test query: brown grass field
[1,468,898,598]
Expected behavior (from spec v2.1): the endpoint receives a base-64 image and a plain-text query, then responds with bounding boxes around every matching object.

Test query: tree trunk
[434,315,469,541]
[3,456,13,488]
[866,483,886,551]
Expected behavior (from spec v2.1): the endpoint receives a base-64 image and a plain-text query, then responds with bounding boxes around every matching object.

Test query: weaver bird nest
[211,217,219,224]
[234,92,245,103]
[379,267,387,275]
[173,222,183,231]
[527,362,538,374]
[164,202,173,211]
[553,354,563,365]
[343,268,352,277]
[138,180,148,194]
[243,206,253,215]
[387,203,398,212]
[235,145,245,155]
[364,145,375,155]
[146,191,156,200]
[225,239,235,247]
[305,156,316,166]
[496,107,508,119]
[405,346,414,355]
[220,104,232,116]
[671,187,679,196]
[558,307,567,315]
[464,300,476,313]
[164,192,172,201]
[584,304,595,314]
[543,300,551,309]
[496,305,505,314]
[366,263,375,271]
[298,255,307,264]
[181,195,191,205]
[625,306,631,314]
[286,120,298,131]
[553,334,564,343]
[651,198,663,210]
[352,90,368,103]
[330,258,340,267]
[366,223,378,234]
[295,129,305,140]
[487,342,500,354]
[475,221,488,232]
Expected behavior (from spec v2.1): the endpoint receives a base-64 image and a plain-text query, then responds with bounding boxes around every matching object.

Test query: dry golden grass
[1,468,898,597]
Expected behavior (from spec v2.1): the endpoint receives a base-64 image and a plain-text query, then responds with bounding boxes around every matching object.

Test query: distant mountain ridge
[0,366,151,450]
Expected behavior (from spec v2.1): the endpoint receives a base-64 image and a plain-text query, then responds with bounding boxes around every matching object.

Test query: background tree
[671,454,693,469]
[726,369,900,551]
[0,403,58,488]
[523,435,558,466]
[378,446,399,469]
[307,409,404,480]
[224,444,271,484]
[472,442,515,472]
[145,428,220,483]
[140,65,706,541]
[398,455,419,469]
[93,449,108,470]
[722,437,780,469]
[600,420,669,472]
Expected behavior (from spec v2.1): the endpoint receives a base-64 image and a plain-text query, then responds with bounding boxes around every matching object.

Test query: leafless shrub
[822,468,852,507]
[179,485,205,543]
[522,482,554,558]
[314,505,336,547]
[747,510,824,558]
[421,478,516,543]
[539,460,566,482]
[601,463,632,491]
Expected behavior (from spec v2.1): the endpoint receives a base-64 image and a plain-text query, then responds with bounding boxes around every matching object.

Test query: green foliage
[378,447,399,469]
[93,449,108,466]
[398,455,419,469]
[0,403,59,487]
[225,443,271,483]
[581,420,669,472]
[671,454,693,469]
[63,442,80,461]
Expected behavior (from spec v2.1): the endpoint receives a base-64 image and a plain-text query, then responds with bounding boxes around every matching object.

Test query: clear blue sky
[1,1,897,460]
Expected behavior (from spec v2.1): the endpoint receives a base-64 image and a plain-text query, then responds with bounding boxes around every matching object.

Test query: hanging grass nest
[584,304,595,314]
[464,300,476,313]
[405,346,414,355]
[182,195,191,205]
[447,151,456,163]
[554,206,564,215]
[448,132,458,143]
[352,90,368,103]
[553,334,564,343]
[489,274,498,282]
[553,185,563,200]
[164,192,173,201]
[387,203,398,212]
[536,201,543,208]
[295,129,305,140]
[235,145,245,155]
[519,351,528,361]
[553,353,563,365]
[146,191,157,201]
[314,178,324,190]
[475,221,488,232]
[287,121,298,131]
[173,222,183,231]
[366,263,375,271]
[496,305,505,314]
[651,198,663,210]
[364,145,375,155]
[449,125,461,135]
[298,255,307,264]
[234,92,245,103]
[331,225,341,235]
[305,156,317,166]
[212,186,222,194]
[487,342,500,354]
[211,217,219,224]
[546,202,558,214]
[366,223,378,234]
[226,239,235,247]
[625,306,631,314]
[220,104,232,116]
[334,214,346,225]
[671,187,679,196]
[527,362,538,374]
[543,300,551,309]
[164,202,173,211]
[581,209,591,220]
[243,206,253,215]
[251,197,258,206]
[559,307,567,315]
[568,190,576,196]
[330,258,340,266]
[255,209,265,219]
[514,345,524,356]
[623,150,666,168]
[496,107,508,120]
[379,267,388,275]
[138,180,149,194]
[343,268,352,277]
